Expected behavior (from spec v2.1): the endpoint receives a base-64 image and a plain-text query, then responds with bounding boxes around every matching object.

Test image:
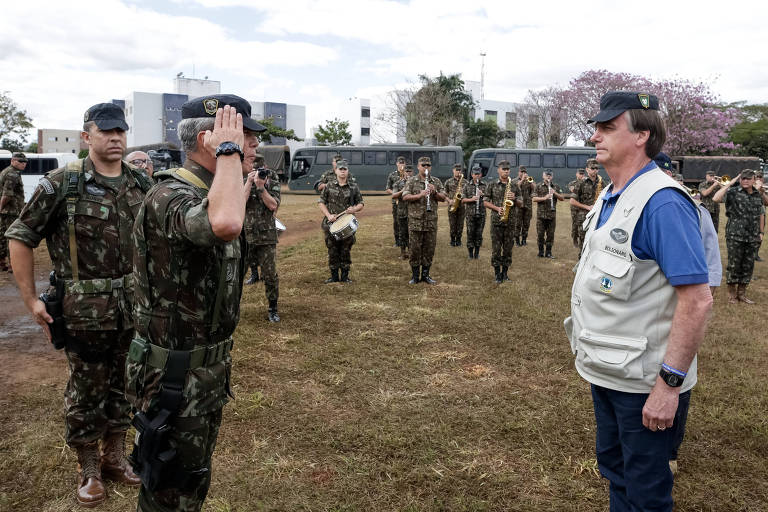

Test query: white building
[37,129,84,154]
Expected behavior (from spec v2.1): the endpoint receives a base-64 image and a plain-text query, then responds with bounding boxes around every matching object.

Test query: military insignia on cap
[599,276,614,294]
[610,228,629,244]
[203,98,219,115]
[84,111,90,122]
[638,94,650,109]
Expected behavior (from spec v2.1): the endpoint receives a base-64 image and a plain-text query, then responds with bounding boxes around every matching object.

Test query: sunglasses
[421,164,431,167]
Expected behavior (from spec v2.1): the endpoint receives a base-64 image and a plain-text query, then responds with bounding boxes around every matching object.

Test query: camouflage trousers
[513,207,531,240]
[137,408,223,512]
[247,243,279,302]
[575,210,588,251]
[392,202,399,244]
[409,229,437,267]
[465,214,486,248]
[64,328,133,447]
[537,217,556,247]
[448,207,465,242]
[397,216,409,249]
[324,229,355,271]
[725,238,759,284]
[570,206,581,245]
[490,222,514,268]
[0,213,15,261]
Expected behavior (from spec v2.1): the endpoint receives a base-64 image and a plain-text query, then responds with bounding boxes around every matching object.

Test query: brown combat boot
[727,284,738,304]
[737,284,755,304]
[101,432,141,486]
[76,442,106,507]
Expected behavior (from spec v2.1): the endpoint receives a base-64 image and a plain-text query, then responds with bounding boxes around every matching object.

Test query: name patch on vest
[610,228,629,244]
[86,184,106,196]
[604,245,627,258]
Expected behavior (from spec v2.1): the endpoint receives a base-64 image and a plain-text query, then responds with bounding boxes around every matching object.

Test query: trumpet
[526,176,534,183]
[715,175,731,186]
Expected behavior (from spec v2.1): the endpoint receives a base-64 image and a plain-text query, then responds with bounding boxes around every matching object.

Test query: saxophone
[595,175,603,200]
[449,174,465,213]
[500,178,514,223]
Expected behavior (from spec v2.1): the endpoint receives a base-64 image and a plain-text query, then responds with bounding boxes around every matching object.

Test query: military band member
[244,155,282,322]
[444,163,466,246]
[315,154,357,192]
[513,165,534,246]
[484,160,522,283]
[391,164,414,259]
[386,156,406,247]
[570,158,604,251]
[0,151,27,271]
[533,169,565,258]
[462,165,487,259]
[318,160,364,283]
[698,171,721,233]
[403,156,446,284]
[568,168,586,247]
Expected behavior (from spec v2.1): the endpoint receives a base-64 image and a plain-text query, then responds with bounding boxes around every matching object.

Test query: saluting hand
[203,105,245,158]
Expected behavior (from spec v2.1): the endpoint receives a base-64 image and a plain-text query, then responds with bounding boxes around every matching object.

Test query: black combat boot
[456,237,462,247]
[521,237,527,246]
[421,266,437,285]
[494,266,502,284]
[545,245,554,259]
[245,267,260,285]
[268,299,280,322]
[325,268,339,284]
[537,244,545,257]
[502,266,510,281]
[468,247,474,259]
[340,268,352,283]
[409,266,420,285]
[473,246,480,259]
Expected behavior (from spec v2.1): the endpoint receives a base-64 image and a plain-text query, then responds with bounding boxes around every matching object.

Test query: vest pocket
[588,250,635,301]
[577,329,647,380]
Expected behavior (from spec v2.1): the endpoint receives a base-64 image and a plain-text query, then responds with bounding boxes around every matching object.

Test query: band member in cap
[462,165,487,259]
[386,156,407,247]
[533,170,564,258]
[318,160,364,283]
[391,164,414,259]
[444,163,466,246]
[513,165,534,246]
[483,160,521,283]
[713,169,768,303]
[570,158,604,252]
[565,91,711,512]
[127,96,263,511]
[7,103,153,506]
[403,156,446,284]
[0,151,27,271]
[698,170,721,233]
[315,154,356,193]
[568,168,586,247]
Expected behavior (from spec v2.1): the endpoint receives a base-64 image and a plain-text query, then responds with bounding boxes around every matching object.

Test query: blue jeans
[591,385,688,512]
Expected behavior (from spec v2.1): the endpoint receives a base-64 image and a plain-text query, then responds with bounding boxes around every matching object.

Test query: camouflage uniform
[386,169,401,245]
[723,185,765,284]
[444,176,466,245]
[513,178,534,244]
[484,179,521,269]
[5,157,150,448]
[535,181,562,255]
[573,175,604,250]
[698,180,721,233]
[0,164,25,261]
[315,168,356,191]
[319,179,363,272]
[244,169,281,303]
[128,159,246,512]
[404,175,444,267]
[463,179,487,251]
[567,178,581,246]
[392,177,410,251]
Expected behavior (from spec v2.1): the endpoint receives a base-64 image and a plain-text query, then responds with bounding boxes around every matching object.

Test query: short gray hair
[177,117,216,152]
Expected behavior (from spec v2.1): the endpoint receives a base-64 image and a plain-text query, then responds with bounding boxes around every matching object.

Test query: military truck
[673,155,762,186]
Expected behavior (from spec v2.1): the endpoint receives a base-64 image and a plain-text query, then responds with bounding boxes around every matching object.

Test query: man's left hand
[642,377,679,431]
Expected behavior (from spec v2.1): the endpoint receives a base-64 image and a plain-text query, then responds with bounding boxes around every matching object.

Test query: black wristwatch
[659,367,684,387]
[215,141,244,161]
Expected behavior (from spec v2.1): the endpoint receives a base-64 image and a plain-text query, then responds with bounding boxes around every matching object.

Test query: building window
[361,127,370,136]
[484,110,497,122]
[48,137,56,142]
[361,107,370,118]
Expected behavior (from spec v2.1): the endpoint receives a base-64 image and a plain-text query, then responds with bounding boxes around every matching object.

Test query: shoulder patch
[39,177,55,195]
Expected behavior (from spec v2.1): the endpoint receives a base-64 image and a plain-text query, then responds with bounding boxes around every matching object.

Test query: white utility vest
[565,168,698,394]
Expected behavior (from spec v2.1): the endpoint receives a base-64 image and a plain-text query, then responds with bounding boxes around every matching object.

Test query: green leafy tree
[461,118,505,164]
[406,73,475,145]
[0,92,34,147]
[257,117,303,144]
[315,118,352,146]
[729,103,768,160]
[1,138,24,152]
[25,142,38,153]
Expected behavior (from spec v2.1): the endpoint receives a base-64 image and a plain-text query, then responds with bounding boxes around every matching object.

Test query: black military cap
[84,103,129,131]
[588,91,659,124]
[653,152,673,171]
[498,160,511,169]
[11,152,27,162]
[182,94,267,132]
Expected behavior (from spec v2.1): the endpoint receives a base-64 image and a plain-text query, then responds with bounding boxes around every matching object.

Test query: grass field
[1,194,767,511]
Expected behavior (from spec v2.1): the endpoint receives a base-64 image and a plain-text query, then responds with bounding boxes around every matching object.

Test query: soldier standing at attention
[462,165,487,259]
[0,151,27,272]
[567,168,586,248]
[385,156,406,247]
[244,154,282,322]
[318,160,364,283]
[402,156,446,284]
[391,164,414,260]
[513,165,534,246]
[713,169,768,303]
[533,169,564,258]
[7,103,151,507]
[570,158,603,251]
[698,171,721,233]
[483,160,521,284]
[444,163,466,247]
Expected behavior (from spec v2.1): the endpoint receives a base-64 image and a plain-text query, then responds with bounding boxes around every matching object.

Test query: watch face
[668,374,680,386]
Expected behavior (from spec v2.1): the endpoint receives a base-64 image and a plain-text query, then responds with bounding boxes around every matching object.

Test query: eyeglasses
[130,159,148,166]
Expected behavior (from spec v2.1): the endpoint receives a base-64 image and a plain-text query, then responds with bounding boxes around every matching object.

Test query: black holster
[38,271,66,350]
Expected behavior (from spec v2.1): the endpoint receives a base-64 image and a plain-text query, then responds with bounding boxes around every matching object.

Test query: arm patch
[39,177,55,195]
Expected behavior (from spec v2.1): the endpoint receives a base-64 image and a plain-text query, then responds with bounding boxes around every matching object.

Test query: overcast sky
[2,0,766,142]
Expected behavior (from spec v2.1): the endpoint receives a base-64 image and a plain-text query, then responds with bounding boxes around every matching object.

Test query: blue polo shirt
[596,162,708,286]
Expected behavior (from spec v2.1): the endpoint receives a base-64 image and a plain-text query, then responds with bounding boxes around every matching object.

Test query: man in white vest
[565,91,712,511]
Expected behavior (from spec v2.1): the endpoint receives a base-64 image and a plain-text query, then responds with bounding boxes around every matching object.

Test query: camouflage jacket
[574,176,604,207]
[463,179,487,217]
[404,175,445,231]
[319,180,363,228]
[514,178,535,208]
[484,179,521,225]
[5,157,150,330]
[392,177,409,217]
[566,179,581,200]
[724,185,767,242]
[698,180,721,214]
[131,159,246,416]
[244,169,281,245]
[0,165,25,216]
[444,176,466,212]
[386,170,401,204]
[535,181,562,220]
[316,168,357,190]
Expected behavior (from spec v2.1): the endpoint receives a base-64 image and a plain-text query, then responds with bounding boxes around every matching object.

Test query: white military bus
[0,151,79,201]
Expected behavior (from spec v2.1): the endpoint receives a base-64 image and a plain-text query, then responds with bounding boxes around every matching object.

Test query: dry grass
[1,195,767,511]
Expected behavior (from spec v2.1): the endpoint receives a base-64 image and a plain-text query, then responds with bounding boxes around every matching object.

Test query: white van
[0,150,79,201]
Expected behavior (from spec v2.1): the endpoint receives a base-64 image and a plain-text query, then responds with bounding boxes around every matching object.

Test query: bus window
[388,151,412,165]
[365,151,387,165]
[413,151,435,164]
[291,158,311,179]
[438,151,456,165]
[519,153,541,168]
[340,151,363,165]
[567,154,581,168]
[494,153,517,167]
[542,153,566,168]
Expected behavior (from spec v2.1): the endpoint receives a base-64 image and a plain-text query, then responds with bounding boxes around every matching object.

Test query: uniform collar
[183,158,215,190]
[82,156,138,189]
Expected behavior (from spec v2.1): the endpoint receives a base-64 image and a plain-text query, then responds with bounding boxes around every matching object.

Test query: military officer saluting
[0,151,27,272]
[385,156,407,247]
[444,163,466,246]
[533,169,564,258]
[698,170,721,233]
[484,160,521,283]
[513,165,534,246]
[7,103,151,507]
[462,164,487,259]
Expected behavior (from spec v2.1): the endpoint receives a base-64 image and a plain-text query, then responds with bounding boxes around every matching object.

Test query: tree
[315,118,352,146]
[729,103,768,160]
[257,117,303,144]
[25,142,38,153]
[0,92,34,147]
[461,118,505,163]
[518,86,569,148]
[1,138,24,152]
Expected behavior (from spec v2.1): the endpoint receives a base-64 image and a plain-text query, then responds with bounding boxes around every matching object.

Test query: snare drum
[329,213,358,241]
[275,218,286,235]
